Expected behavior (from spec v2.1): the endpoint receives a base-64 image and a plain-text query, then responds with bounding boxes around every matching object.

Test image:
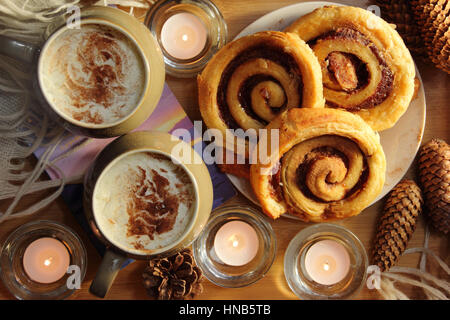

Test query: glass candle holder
[284,223,368,300]
[192,205,276,288]
[0,220,87,300]
[145,0,227,77]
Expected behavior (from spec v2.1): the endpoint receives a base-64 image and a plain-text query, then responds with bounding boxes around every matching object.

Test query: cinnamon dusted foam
[93,151,196,254]
[40,23,145,125]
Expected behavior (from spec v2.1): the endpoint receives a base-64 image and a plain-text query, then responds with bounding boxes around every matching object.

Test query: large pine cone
[376,0,450,74]
[418,139,450,234]
[372,180,423,272]
[376,0,428,59]
[142,249,203,300]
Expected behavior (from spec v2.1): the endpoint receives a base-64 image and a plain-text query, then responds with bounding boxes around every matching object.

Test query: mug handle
[0,35,39,63]
[89,249,127,298]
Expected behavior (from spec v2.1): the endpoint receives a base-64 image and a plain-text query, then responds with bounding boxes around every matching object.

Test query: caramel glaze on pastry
[197,31,324,158]
[250,108,386,222]
[285,6,416,131]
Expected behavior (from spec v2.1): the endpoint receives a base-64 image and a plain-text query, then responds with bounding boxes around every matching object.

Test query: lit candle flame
[229,235,240,248]
[182,34,188,41]
[44,257,53,267]
[323,261,330,271]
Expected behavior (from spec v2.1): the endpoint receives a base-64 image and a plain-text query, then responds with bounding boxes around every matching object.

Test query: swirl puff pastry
[285,6,416,131]
[250,108,386,222]
[197,31,324,155]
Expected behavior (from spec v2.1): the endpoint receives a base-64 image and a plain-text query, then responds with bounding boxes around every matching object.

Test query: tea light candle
[304,240,350,285]
[23,237,70,284]
[160,12,207,60]
[214,221,259,266]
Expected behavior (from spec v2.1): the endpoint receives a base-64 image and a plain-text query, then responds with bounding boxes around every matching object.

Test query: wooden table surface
[0,0,448,300]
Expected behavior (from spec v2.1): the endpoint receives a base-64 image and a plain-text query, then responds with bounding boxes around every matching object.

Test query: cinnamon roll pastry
[197,31,324,156]
[250,108,386,222]
[285,6,416,131]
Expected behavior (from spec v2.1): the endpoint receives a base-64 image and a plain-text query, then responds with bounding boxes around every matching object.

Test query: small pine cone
[418,139,450,234]
[372,180,423,272]
[142,249,203,300]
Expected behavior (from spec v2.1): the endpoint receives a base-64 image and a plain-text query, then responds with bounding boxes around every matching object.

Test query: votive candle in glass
[304,239,351,286]
[213,220,259,266]
[145,0,227,77]
[193,205,276,288]
[23,237,71,284]
[160,12,207,60]
[284,223,368,300]
[0,220,87,300]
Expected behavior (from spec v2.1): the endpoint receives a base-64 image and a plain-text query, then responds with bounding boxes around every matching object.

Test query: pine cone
[418,139,450,235]
[411,0,450,73]
[372,180,423,272]
[142,249,203,300]
[376,0,428,59]
[376,0,450,74]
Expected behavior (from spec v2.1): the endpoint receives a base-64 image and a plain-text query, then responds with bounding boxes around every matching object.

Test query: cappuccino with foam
[93,150,197,255]
[40,23,146,126]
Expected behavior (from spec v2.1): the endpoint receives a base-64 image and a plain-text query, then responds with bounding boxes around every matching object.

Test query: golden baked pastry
[285,5,416,131]
[250,108,386,222]
[216,147,250,178]
[217,162,250,179]
[197,31,324,156]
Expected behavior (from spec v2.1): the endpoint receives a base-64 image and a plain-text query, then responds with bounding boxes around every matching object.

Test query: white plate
[226,1,426,217]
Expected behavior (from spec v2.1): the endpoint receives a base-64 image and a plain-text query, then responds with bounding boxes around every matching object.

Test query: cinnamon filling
[217,44,303,129]
[310,27,394,111]
[270,145,369,205]
[238,74,287,120]
[269,162,283,203]
[295,147,352,203]
[326,52,367,92]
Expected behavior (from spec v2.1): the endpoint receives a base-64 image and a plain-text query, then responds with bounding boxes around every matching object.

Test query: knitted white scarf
[0,0,153,223]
